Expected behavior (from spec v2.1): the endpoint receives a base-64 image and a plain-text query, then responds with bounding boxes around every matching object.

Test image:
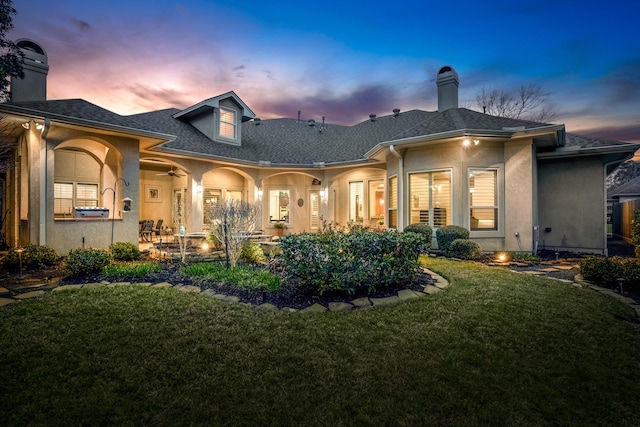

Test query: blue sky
[10,0,640,142]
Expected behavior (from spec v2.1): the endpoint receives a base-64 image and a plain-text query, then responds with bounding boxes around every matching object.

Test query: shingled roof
[1,97,637,168]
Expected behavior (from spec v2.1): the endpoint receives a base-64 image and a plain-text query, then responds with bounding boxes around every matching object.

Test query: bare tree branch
[475,83,557,122]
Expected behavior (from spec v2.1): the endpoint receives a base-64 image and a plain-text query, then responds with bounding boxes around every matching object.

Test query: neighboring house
[0,39,638,255]
[607,176,640,241]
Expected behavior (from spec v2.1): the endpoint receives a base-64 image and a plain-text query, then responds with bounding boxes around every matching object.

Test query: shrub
[65,248,112,277]
[109,242,141,261]
[579,256,619,288]
[448,239,482,260]
[632,210,640,258]
[436,225,470,255]
[1,244,59,271]
[403,223,433,252]
[279,228,426,295]
[618,257,640,292]
[241,242,266,264]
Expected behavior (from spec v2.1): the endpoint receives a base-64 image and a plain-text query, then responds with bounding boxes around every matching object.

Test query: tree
[476,83,557,123]
[0,0,23,101]
[205,199,260,268]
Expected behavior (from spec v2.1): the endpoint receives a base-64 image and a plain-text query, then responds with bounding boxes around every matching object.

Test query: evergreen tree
[0,0,23,101]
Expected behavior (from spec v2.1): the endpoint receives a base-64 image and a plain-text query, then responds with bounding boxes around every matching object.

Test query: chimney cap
[369,114,377,121]
[393,108,400,117]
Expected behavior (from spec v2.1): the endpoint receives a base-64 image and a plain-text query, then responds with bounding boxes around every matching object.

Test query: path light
[201,241,210,252]
[495,252,510,263]
[15,248,25,279]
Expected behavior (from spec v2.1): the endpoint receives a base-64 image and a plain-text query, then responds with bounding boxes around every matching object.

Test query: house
[1,39,638,256]
[607,176,640,241]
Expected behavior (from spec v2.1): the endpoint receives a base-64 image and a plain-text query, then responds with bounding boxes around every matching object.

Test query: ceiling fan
[156,167,185,177]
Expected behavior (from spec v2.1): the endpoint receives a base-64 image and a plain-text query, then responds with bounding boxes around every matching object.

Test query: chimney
[436,65,459,112]
[11,39,49,102]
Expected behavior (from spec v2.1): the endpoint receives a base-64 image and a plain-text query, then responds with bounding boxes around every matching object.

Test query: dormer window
[219,107,237,140]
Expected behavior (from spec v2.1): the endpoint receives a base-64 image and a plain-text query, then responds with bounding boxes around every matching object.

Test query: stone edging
[0,268,449,313]
[573,274,640,318]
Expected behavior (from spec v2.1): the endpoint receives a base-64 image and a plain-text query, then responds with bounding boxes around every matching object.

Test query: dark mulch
[1,259,436,310]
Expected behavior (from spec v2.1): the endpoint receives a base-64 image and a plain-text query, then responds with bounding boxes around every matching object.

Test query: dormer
[172,91,255,146]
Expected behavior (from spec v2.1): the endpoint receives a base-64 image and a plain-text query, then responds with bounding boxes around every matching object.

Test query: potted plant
[273,221,287,236]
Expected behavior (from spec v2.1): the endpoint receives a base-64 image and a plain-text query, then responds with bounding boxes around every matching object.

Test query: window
[408,170,451,228]
[349,181,364,223]
[54,182,98,217]
[310,191,320,230]
[219,107,236,140]
[269,189,290,224]
[369,180,385,221]
[469,169,498,230]
[226,190,243,201]
[203,188,222,226]
[388,176,397,228]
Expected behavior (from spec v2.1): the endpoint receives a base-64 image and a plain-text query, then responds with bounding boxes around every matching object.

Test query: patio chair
[153,219,164,238]
[139,219,154,242]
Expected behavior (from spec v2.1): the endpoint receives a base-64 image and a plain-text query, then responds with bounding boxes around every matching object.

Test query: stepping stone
[131,282,152,287]
[178,285,201,293]
[539,267,559,272]
[0,297,17,307]
[350,297,371,307]
[328,302,353,311]
[14,290,45,299]
[82,283,105,289]
[523,271,545,275]
[397,289,421,300]
[370,296,399,306]
[52,284,83,292]
[25,283,47,289]
[554,265,575,270]
[423,285,440,295]
[434,279,449,289]
[300,303,327,313]
[152,282,173,288]
[0,287,9,296]
[256,303,279,312]
[221,295,240,303]
[107,282,131,287]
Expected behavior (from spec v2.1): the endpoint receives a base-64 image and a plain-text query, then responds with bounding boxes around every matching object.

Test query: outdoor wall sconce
[257,189,263,198]
[122,197,132,212]
[196,183,203,194]
[463,139,480,147]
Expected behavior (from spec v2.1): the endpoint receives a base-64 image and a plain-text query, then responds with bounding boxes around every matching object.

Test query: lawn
[1,257,639,426]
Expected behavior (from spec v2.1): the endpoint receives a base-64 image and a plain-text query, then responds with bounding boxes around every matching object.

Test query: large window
[408,170,451,228]
[219,107,236,140]
[388,176,397,228]
[269,189,290,224]
[349,181,364,223]
[369,180,385,223]
[469,169,498,230]
[54,149,101,218]
[54,182,98,217]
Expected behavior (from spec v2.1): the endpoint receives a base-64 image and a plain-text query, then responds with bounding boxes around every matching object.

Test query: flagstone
[300,303,327,313]
[328,302,353,311]
[350,297,371,307]
[151,282,173,288]
[0,297,17,306]
[52,284,83,292]
[14,290,46,299]
[178,285,201,293]
[370,296,399,306]
[0,287,9,296]
[397,289,421,300]
[423,285,440,294]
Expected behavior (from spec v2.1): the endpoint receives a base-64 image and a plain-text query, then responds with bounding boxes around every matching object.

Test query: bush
[448,239,482,260]
[579,256,620,288]
[109,242,141,261]
[403,223,433,253]
[103,262,162,279]
[1,244,59,271]
[241,242,267,264]
[436,225,470,255]
[65,248,112,277]
[632,210,640,258]
[618,257,640,292]
[279,228,426,295]
[182,262,281,291]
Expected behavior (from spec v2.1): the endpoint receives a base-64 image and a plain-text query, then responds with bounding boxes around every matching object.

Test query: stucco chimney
[436,65,459,112]
[10,39,49,102]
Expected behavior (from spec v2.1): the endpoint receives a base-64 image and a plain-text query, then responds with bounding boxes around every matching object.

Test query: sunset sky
[10,0,640,142]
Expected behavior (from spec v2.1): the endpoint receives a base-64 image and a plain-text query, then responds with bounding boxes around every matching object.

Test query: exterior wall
[389,139,536,253]
[538,156,606,254]
[44,128,140,255]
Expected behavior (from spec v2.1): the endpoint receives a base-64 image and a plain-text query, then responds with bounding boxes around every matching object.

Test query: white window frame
[388,175,398,228]
[349,181,364,224]
[268,189,291,225]
[54,182,99,218]
[218,107,237,141]
[408,169,452,229]
[469,168,499,232]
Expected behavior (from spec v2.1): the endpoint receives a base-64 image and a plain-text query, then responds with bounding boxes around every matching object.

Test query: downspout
[39,118,50,246]
[389,145,404,230]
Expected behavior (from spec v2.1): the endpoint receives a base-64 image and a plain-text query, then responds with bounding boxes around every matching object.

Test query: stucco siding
[538,156,605,253]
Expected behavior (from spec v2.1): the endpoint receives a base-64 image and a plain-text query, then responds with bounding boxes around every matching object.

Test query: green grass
[182,261,281,291]
[1,258,639,426]
[103,261,162,278]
